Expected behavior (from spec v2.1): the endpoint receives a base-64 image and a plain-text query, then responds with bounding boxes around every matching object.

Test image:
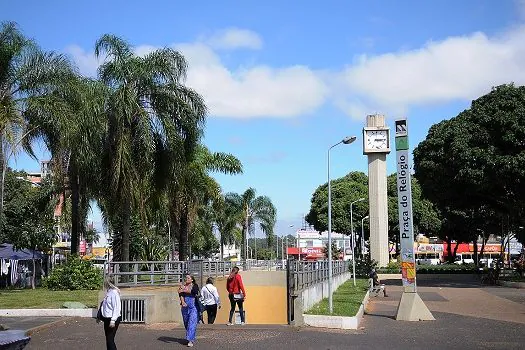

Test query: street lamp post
[361,215,369,256]
[328,135,357,314]
[350,198,365,286]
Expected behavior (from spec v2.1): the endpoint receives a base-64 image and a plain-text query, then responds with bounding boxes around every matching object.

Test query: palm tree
[164,145,242,260]
[228,188,277,261]
[214,193,243,259]
[0,21,72,233]
[24,76,107,254]
[94,34,206,268]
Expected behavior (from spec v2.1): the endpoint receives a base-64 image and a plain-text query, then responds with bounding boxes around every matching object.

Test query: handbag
[233,292,244,301]
[96,301,103,320]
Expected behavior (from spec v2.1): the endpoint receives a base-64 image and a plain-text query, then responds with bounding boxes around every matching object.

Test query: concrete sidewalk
[22,275,525,349]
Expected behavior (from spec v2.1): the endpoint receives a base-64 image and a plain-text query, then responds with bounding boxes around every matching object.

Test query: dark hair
[206,277,214,285]
[232,266,240,273]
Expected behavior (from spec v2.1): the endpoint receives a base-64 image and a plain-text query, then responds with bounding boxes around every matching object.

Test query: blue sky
[4,0,525,242]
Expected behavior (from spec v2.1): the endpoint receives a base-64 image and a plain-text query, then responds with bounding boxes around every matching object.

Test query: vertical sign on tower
[395,118,416,293]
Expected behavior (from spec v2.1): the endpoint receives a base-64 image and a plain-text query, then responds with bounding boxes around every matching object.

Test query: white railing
[288,260,350,292]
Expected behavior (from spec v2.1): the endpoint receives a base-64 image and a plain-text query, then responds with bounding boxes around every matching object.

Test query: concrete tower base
[395,292,435,321]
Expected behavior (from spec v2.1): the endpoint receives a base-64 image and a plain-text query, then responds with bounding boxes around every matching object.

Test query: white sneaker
[227,322,233,326]
[241,322,245,325]
[187,341,194,347]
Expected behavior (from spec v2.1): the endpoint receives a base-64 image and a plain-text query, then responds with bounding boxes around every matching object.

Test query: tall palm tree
[214,192,243,259]
[164,145,242,260]
[24,76,107,254]
[94,34,206,268]
[0,21,72,233]
[228,188,277,261]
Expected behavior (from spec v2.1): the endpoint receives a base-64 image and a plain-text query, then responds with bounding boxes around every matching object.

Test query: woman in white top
[100,277,122,350]
[200,277,221,324]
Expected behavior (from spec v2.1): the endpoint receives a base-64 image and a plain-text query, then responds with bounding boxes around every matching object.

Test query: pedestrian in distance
[226,266,247,325]
[178,274,200,347]
[201,277,221,324]
[98,277,122,350]
[369,268,388,297]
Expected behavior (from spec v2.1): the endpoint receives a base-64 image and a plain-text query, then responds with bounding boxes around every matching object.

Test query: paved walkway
[17,275,525,349]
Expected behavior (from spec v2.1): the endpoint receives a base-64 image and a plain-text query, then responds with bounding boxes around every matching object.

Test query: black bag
[96,301,103,320]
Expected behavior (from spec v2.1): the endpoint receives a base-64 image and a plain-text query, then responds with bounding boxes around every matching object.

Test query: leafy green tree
[414,84,525,250]
[214,192,243,259]
[3,172,57,288]
[93,34,207,269]
[323,241,342,260]
[164,145,242,260]
[306,171,368,236]
[227,188,277,261]
[0,21,72,236]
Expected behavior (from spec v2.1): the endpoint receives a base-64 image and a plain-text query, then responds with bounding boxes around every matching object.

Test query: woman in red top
[226,266,246,325]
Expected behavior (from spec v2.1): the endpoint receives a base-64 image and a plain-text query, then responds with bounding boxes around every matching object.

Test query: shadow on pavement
[158,336,187,344]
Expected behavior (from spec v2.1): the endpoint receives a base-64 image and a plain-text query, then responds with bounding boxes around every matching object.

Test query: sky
[3,0,525,244]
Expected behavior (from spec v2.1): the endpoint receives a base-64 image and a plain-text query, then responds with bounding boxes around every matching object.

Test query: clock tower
[363,114,390,267]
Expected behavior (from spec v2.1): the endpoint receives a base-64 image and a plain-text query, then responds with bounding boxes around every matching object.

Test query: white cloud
[65,45,102,77]
[66,21,525,120]
[206,28,263,50]
[336,25,525,118]
[67,37,328,119]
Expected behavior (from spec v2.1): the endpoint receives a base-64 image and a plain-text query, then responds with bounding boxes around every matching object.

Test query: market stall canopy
[0,243,43,260]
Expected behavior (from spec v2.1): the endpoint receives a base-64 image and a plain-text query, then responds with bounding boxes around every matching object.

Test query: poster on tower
[395,118,417,293]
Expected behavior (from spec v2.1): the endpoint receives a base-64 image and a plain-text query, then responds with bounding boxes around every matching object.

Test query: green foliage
[43,256,103,290]
[306,171,440,244]
[414,84,525,245]
[354,256,378,277]
[322,240,342,260]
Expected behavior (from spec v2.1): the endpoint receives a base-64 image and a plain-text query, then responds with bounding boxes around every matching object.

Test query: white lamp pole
[361,215,369,256]
[350,198,365,286]
[328,136,357,314]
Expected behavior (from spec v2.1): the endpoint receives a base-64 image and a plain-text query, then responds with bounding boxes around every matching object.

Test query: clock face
[365,130,388,150]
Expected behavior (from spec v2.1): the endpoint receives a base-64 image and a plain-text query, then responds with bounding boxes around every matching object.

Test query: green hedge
[43,256,103,290]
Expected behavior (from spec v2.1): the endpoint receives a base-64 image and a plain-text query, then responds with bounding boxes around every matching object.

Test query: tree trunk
[473,238,479,266]
[446,237,453,263]
[31,256,36,289]
[179,215,188,261]
[120,200,131,280]
[0,135,5,238]
[220,236,224,260]
[70,166,80,255]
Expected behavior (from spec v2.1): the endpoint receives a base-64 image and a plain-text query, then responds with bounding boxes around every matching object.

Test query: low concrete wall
[0,309,96,317]
[302,290,369,330]
[301,272,352,311]
[292,272,352,326]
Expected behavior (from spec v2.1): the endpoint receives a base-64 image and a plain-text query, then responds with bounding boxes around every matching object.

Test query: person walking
[178,274,200,347]
[201,277,221,324]
[226,266,246,325]
[99,277,122,350]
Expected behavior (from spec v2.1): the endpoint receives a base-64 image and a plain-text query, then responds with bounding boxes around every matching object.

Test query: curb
[25,317,74,336]
[302,290,370,330]
[0,309,97,318]
[500,280,525,289]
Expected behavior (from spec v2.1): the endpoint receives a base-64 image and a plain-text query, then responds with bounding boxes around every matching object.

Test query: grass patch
[0,288,99,309]
[305,278,368,317]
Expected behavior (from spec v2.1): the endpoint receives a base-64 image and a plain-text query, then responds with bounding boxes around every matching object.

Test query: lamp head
[358,197,365,202]
[364,215,369,220]
[342,136,357,144]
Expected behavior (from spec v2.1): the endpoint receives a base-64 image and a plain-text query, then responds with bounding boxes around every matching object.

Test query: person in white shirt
[200,277,221,324]
[100,277,122,350]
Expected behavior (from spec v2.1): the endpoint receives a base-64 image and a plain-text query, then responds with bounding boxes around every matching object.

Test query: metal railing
[287,260,350,292]
[105,260,256,287]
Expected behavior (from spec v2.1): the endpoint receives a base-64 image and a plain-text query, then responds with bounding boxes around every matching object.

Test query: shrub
[354,256,378,277]
[43,256,103,290]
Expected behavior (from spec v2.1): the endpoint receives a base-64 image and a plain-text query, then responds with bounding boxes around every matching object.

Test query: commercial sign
[416,243,444,253]
[395,118,417,293]
[287,247,325,259]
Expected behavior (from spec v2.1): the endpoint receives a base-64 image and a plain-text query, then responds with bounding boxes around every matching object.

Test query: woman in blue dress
[178,274,200,347]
